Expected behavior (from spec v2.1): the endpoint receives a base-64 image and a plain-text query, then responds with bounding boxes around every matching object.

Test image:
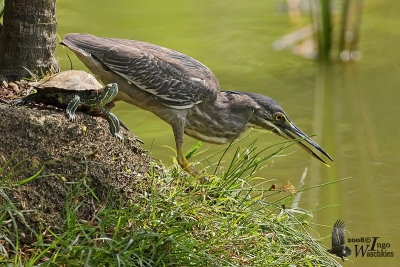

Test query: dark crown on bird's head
[241,92,291,122]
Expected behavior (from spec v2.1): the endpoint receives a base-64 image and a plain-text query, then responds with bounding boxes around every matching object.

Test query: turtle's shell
[31,70,102,93]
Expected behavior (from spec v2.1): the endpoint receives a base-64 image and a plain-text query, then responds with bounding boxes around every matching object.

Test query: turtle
[15,70,123,140]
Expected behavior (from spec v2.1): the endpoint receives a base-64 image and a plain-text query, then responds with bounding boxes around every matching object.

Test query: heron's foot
[179,160,208,183]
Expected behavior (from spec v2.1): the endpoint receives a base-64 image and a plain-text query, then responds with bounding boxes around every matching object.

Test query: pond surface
[57,1,399,265]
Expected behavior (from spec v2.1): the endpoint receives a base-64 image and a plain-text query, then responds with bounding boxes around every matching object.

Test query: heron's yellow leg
[172,120,207,181]
[177,149,208,183]
[176,148,200,177]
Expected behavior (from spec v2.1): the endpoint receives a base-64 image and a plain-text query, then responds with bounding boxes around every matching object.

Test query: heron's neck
[183,91,254,144]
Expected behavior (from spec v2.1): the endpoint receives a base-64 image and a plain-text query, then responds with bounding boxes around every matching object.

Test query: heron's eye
[275,113,284,121]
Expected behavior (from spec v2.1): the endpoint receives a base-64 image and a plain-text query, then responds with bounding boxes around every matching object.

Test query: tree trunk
[0,0,59,80]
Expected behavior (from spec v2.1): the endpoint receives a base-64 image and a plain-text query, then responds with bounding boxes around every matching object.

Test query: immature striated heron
[61,33,333,176]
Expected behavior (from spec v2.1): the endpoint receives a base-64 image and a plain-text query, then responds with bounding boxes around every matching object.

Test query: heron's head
[244,92,333,165]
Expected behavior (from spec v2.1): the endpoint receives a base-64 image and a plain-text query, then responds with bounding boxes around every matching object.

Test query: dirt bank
[0,103,154,242]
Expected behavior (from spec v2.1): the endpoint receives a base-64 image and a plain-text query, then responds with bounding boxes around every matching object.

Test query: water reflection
[308,61,400,265]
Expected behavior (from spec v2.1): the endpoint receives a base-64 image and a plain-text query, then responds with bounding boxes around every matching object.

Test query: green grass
[0,141,341,266]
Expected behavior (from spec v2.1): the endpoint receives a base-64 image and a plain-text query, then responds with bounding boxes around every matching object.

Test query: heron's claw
[179,160,208,183]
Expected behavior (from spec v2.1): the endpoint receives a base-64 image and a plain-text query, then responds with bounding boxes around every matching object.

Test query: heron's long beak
[280,122,333,166]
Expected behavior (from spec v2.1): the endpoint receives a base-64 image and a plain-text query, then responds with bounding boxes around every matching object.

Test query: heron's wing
[331,220,346,248]
[62,33,219,109]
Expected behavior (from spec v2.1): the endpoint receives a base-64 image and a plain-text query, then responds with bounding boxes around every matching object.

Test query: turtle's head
[98,83,118,104]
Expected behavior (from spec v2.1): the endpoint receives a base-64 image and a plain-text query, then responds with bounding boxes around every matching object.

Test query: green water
[57,1,400,265]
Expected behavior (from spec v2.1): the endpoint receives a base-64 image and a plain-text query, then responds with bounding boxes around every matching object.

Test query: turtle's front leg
[101,108,123,140]
[66,95,80,121]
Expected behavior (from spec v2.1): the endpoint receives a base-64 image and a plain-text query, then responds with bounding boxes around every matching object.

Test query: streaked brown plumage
[61,33,333,176]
